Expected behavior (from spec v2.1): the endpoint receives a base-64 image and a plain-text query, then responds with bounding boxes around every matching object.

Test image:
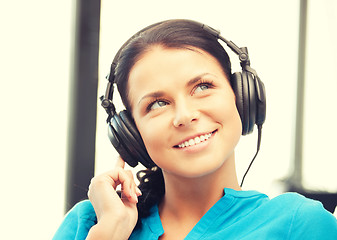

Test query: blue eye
[194,81,214,94]
[148,100,168,111]
[195,84,209,93]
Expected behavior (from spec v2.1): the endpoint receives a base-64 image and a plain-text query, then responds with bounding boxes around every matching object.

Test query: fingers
[88,160,141,205]
[114,157,142,203]
[117,170,136,202]
[119,169,142,204]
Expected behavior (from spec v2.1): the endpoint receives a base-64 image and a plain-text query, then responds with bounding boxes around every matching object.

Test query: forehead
[127,46,225,106]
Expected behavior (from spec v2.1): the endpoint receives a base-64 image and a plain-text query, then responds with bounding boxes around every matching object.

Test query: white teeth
[195,137,201,144]
[178,132,213,148]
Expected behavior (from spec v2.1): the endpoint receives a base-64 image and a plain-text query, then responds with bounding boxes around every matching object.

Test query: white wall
[1,0,336,239]
[0,0,74,239]
[302,0,337,191]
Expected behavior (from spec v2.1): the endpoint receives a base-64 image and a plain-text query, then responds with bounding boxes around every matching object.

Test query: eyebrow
[137,73,214,105]
[186,73,211,87]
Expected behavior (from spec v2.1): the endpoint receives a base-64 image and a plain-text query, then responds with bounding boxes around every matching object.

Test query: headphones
[100,20,266,169]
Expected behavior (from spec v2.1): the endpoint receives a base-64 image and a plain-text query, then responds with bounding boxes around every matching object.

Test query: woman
[53,19,337,240]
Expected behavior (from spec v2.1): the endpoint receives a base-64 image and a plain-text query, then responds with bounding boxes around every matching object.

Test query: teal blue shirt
[53,189,337,239]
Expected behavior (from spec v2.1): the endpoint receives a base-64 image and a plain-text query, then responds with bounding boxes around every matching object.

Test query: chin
[162,157,229,179]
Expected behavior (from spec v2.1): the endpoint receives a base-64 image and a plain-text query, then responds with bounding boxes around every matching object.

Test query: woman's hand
[86,157,142,240]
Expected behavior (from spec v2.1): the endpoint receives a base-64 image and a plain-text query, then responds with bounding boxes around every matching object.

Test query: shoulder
[52,200,97,240]
[274,192,337,239]
[69,200,96,219]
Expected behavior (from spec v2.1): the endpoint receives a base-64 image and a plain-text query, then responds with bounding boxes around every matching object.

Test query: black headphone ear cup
[231,72,249,135]
[244,70,257,134]
[108,118,138,167]
[232,70,265,135]
[119,110,155,168]
[119,111,143,145]
[109,112,155,168]
[254,75,266,126]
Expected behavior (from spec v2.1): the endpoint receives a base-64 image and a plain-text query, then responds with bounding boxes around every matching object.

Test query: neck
[159,154,240,220]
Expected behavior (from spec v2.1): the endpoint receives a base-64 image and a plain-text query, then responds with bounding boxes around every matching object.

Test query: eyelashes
[146,98,169,112]
[193,79,214,94]
[145,79,215,113]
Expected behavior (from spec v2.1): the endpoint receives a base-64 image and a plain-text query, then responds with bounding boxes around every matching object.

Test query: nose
[173,99,199,128]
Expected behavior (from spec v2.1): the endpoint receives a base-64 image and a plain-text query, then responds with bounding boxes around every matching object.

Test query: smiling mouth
[174,130,217,149]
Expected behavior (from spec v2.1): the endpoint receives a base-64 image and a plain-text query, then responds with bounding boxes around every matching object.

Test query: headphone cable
[240,125,263,187]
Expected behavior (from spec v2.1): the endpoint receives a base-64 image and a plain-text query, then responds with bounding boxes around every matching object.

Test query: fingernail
[136,187,142,196]
[134,193,138,203]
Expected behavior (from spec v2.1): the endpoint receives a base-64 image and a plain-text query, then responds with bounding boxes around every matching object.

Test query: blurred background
[1,0,336,239]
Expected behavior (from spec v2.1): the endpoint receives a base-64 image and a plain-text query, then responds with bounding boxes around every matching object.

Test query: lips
[174,130,216,148]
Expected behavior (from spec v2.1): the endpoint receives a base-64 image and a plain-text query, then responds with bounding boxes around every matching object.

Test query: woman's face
[128,46,242,178]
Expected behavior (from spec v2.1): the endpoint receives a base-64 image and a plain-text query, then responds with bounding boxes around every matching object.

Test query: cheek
[136,120,166,156]
[209,94,242,135]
